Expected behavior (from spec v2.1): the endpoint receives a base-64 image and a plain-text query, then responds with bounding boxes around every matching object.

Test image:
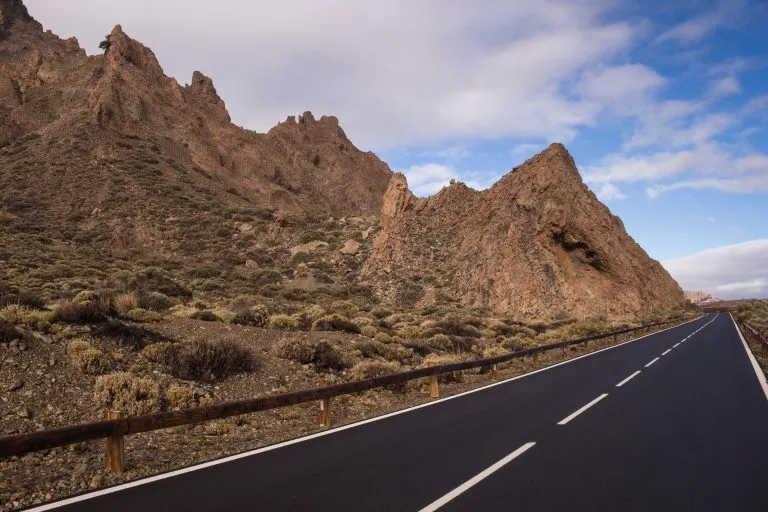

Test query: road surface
[31,313,768,512]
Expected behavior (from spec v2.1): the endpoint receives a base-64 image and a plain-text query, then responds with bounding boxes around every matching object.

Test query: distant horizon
[22,0,768,298]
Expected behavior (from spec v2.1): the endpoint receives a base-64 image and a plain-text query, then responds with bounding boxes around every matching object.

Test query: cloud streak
[662,240,768,299]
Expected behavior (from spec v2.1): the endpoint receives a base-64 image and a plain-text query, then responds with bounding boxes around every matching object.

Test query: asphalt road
[33,313,768,512]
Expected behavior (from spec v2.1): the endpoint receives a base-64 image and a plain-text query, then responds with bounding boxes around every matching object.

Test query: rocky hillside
[0,0,685,320]
[684,291,720,305]
[362,144,685,319]
[0,0,389,303]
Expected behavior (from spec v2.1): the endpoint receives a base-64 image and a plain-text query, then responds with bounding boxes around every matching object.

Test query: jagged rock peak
[105,24,164,78]
[0,0,37,29]
[271,111,347,139]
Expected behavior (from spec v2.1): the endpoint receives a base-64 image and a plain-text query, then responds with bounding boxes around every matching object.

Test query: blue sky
[26,0,768,297]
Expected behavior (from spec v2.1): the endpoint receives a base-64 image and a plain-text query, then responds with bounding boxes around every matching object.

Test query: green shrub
[397,325,424,339]
[94,373,160,416]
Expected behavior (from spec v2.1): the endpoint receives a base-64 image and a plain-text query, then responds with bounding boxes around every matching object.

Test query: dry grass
[113,292,140,316]
[165,384,196,410]
[349,360,400,381]
[0,304,52,330]
[93,372,160,416]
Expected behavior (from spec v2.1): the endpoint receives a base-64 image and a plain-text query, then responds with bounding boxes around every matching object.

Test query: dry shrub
[303,305,326,321]
[374,332,393,344]
[94,372,160,416]
[480,328,497,339]
[397,325,425,339]
[165,384,196,410]
[482,346,508,358]
[161,339,257,381]
[190,310,221,322]
[360,325,378,338]
[434,319,481,338]
[52,299,109,324]
[356,340,413,362]
[141,342,176,363]
[276,338,314,364]
[371,306,393,319]
[0,319,20,342]
[231,302,269,326]
[425,334,454,352]
[311,314,360,334]
[68,339,112,375]
[349,360,400,381]
[0,305,52,330]
[268,314,300,331]
[327,300,358,319]
[139,292,176,312]
[123,308,162,323]
[352,316,375,328]
[113,292,140,316]
[276,338,349,371]
[423,353,466,383]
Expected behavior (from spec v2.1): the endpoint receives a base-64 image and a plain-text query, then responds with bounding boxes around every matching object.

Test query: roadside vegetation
[732,300,768,372]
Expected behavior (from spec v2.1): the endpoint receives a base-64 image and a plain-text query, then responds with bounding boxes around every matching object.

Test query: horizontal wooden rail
[0,316,696,460]
[744,323,768,349]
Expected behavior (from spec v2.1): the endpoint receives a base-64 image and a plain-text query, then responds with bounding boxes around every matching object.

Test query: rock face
[362,144,685,319]
[0,6,392,217]
[685,291,720,305]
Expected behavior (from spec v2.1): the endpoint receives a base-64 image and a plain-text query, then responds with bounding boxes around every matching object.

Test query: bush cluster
[94,372,160,416]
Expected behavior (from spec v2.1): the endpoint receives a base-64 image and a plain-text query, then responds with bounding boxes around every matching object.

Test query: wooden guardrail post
[561,346,567,357]
[490,364,499,381]
[532,352,540,368]
[318,379,331,428]
[105,410,124,475]
[427,362,439,398]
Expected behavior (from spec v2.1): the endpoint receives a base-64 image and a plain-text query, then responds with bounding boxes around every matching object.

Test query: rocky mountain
[684,291,720,305]
[0,0,389,302]
[362,144,685,319]
[0,0,685,319]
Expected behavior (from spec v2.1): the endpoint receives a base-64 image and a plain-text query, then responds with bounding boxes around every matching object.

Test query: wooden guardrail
[0,316,697,471]
[743,322,768,349]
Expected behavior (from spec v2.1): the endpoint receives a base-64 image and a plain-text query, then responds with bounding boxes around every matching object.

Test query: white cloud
[595,183,626,201]
[708,75,741,98]
[511,143,545,158]
[401,163,455,197]
[421,145,472,160]
[400,163,500,197]
[24,0,642,150]
[655,1,746,45]
[662,240,768,299]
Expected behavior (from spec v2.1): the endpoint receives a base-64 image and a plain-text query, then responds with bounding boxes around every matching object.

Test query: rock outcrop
[362,144,685,319]
[0,5,392,216]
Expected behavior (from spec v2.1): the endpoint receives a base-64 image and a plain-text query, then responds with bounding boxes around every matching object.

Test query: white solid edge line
[616,370,641,387]
[417,442,536,512]
[673,343,681,348]
[729,313,768,401]
[557,393,609,426]
[645,357,660,368]
[661,349,672,356]
[26,315,708,512]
